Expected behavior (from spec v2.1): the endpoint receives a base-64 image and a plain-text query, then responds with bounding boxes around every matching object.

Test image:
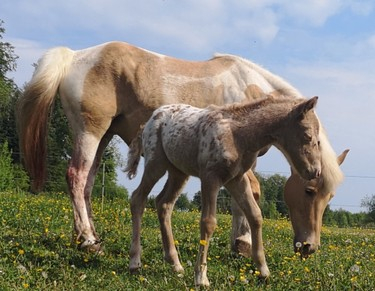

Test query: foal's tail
[124,126,144,179]
[17,47,74,191]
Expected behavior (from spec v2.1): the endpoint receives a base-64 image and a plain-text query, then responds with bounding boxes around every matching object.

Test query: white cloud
[280,0,343,26]
[5,38,46,86]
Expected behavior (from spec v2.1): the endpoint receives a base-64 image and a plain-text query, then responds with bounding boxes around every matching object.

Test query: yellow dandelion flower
[22,283,29,289]
[111,271,116,276]
[174,240,179,246]
[304,267,310,273]
[254,270,260,276]
[18,249,25,255]
[199,240,207,246]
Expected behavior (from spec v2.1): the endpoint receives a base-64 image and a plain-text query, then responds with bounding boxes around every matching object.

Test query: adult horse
[17,41,345,255]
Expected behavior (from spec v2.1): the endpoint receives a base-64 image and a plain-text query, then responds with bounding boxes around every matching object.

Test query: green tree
[0,20,21,159]
[192,191,202,210]
[257,173,288,218]
[175,193,192,211]
[0,141,14,191]
[334,209,349,228]
[323,204,336,226]
[361,195,375,224]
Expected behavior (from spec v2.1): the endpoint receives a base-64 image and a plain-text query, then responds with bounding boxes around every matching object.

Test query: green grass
[0,191,374,290]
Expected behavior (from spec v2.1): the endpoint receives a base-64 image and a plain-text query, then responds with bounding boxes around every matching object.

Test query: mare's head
[284,149,349,258]
[276,96,321,181]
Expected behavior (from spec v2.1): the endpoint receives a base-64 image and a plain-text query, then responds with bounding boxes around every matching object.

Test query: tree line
[0,20,374,228]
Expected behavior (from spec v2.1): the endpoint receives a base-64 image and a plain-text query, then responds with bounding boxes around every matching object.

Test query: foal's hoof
[234,237,251,258]
[129,265,142,275]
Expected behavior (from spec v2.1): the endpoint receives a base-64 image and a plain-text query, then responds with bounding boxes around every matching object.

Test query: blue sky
[1,0,375,212]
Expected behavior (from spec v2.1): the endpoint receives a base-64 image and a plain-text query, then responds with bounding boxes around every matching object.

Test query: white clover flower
[350,264,360,273]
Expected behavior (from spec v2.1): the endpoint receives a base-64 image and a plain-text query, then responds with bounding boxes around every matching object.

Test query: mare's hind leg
[155,168,189,273]
[129,158,168,273]
[226,174,270,278]
[79,133,113,252]
[67,133,103,249]
[231,169,260,257]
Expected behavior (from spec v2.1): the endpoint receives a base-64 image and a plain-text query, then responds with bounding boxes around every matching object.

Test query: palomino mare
[17,41,344,255]
[125,97,322,286]
[284,149,349,257]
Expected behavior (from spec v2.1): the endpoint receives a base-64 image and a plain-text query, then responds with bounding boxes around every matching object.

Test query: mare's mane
[213,53,302,98]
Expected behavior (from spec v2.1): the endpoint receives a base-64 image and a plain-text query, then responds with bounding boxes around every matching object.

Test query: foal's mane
[218,96,302,118]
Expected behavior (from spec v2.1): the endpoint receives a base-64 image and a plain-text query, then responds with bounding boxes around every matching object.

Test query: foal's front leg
[226,174,270,278]
[194,179,221,287]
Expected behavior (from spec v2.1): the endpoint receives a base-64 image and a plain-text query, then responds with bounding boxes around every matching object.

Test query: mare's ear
[294,96,319,119]
[337,149,350,165]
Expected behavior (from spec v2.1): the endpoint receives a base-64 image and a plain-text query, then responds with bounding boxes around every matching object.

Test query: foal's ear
[294,96,318,118]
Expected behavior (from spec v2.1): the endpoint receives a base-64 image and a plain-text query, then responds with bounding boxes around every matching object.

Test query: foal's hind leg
[226,174,270,278]
[231,169,260,258]
[155,168,189,273]
[129,159,168,273]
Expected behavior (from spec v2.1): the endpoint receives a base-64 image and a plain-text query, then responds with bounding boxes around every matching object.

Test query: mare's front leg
[231,169,260,257]
[194,179,221,287]
[155,168,189,273]
[226,174,270,278]
[67,133,102,250]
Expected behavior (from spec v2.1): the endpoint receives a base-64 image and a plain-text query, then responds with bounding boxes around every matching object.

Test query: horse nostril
[302,243,316,256]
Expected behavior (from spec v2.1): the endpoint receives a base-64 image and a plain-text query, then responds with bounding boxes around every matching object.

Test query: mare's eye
[304,133,312,142]
[305,187,316,196]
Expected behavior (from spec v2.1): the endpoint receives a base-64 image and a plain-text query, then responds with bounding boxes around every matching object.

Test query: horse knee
[201,216,217,235]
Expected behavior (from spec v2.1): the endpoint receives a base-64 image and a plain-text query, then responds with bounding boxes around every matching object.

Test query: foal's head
[276,96,321,181]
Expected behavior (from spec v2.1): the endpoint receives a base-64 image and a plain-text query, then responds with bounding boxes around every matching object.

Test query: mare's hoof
[80,239,104,255]
[173,264,184,273]
[234,237,251,258]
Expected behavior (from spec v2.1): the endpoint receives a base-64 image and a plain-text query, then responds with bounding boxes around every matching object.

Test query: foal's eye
[305,187,316,196]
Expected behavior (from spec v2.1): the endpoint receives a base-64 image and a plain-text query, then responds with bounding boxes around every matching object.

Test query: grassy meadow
[0,191,374,290]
